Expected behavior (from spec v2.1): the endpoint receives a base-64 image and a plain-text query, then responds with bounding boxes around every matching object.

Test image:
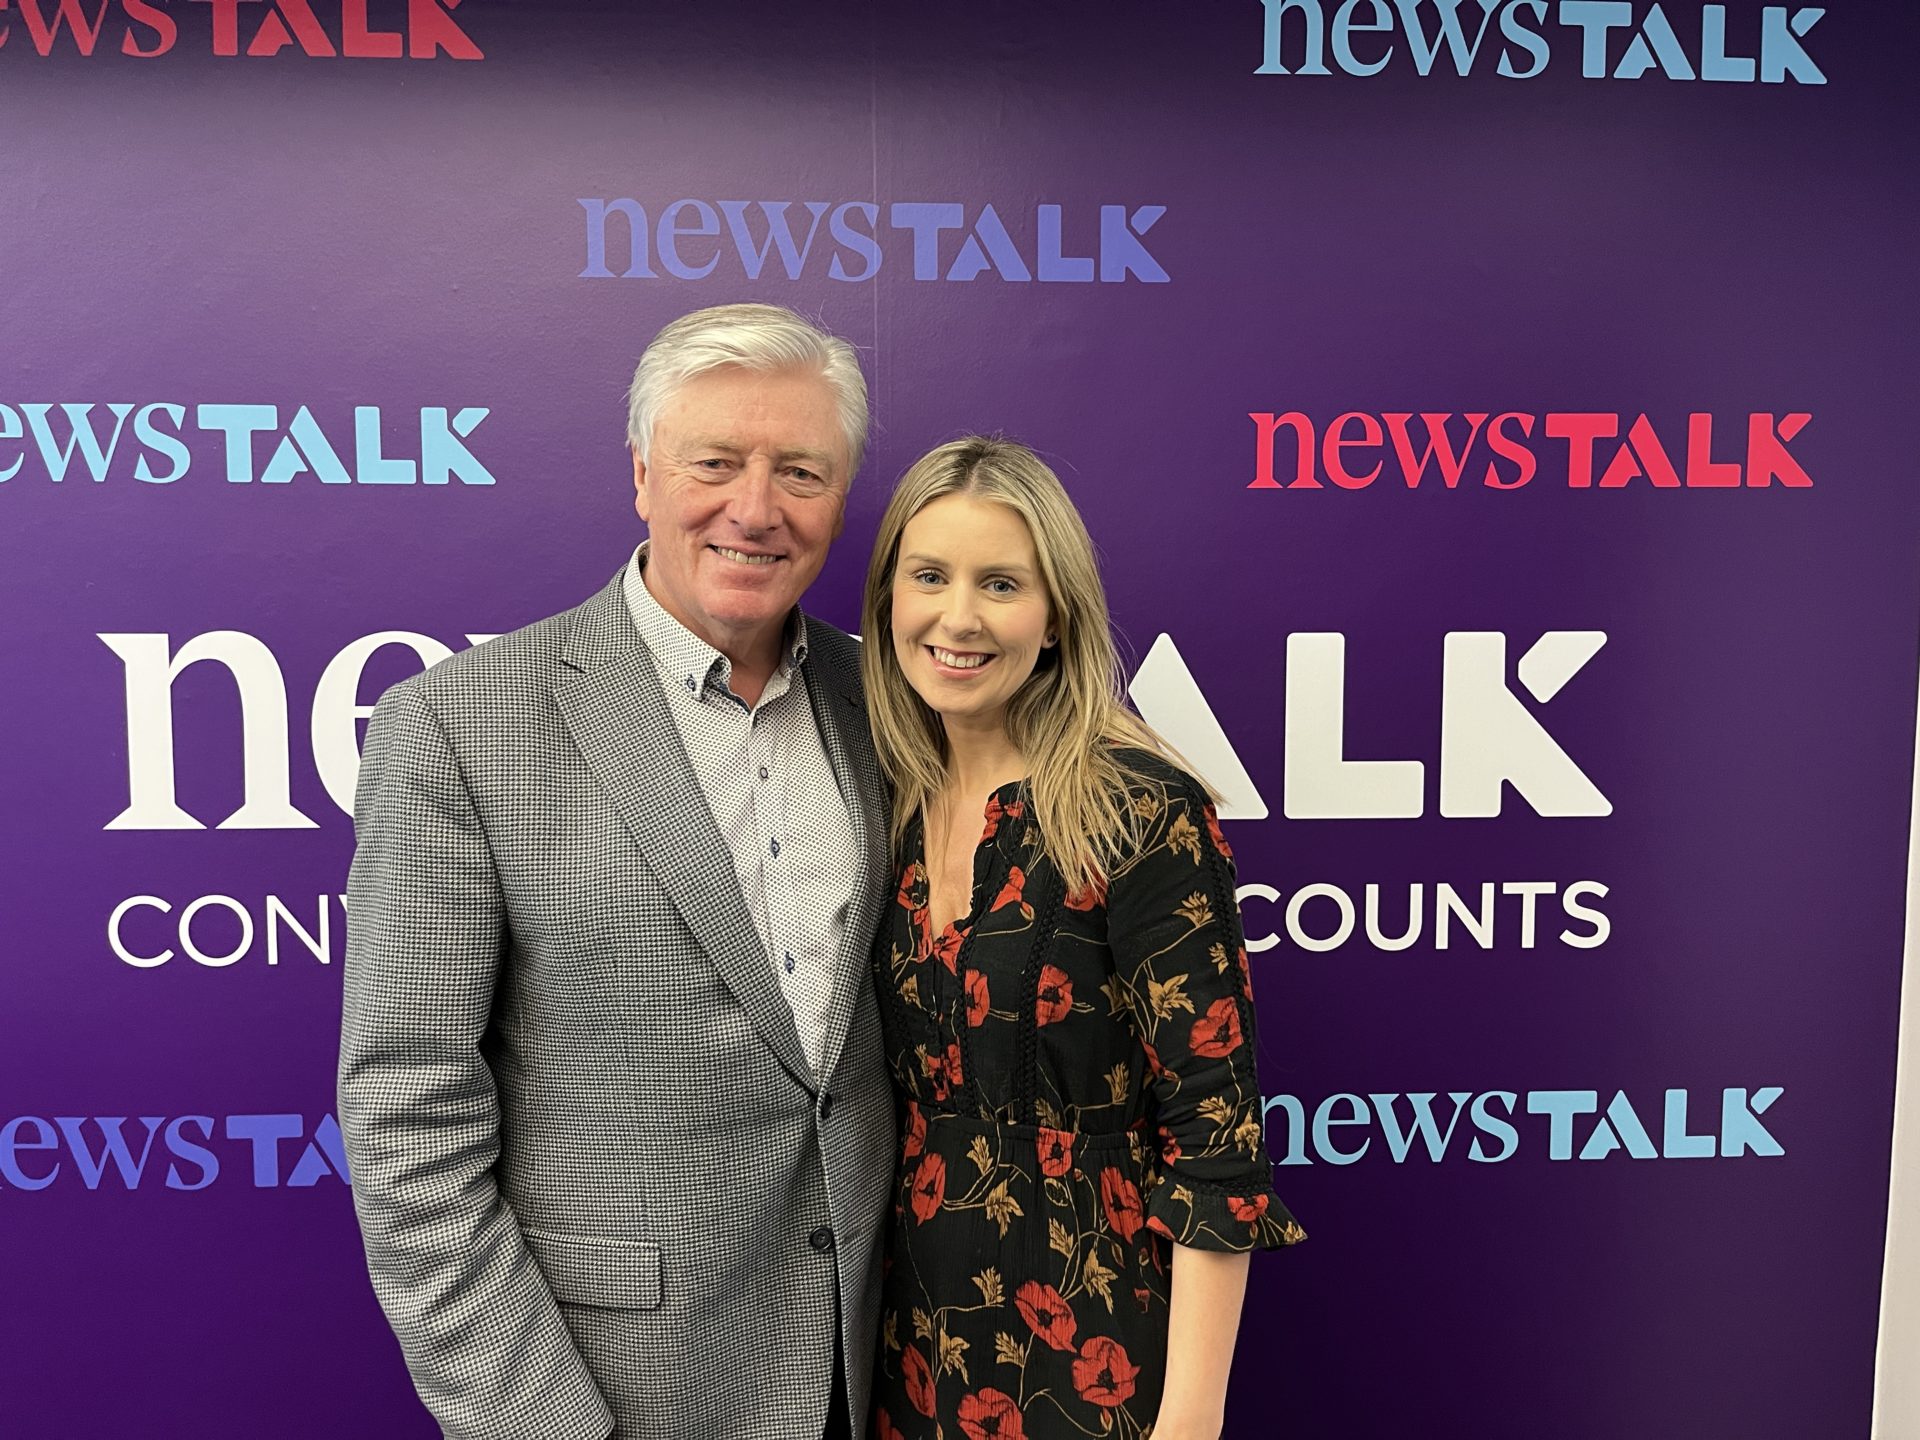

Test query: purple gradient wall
[2,2,1915,1435]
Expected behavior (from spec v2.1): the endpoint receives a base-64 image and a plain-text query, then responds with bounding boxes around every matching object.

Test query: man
[339,304,894,1440]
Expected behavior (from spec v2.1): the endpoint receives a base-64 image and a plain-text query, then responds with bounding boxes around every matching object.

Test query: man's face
[633,366,850,663]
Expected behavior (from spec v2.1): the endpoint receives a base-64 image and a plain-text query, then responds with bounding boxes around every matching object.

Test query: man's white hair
[625,303,870,477]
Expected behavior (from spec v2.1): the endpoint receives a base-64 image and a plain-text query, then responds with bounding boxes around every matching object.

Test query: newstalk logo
[0,402,495,484]
[0,0,482,59]
[1255,2,1824,83]
[0,1113,348,1190]
[580,200,1170,284]
[1266,1085,1786,1164]
[94,625,1606,831]
[1247,411,1811,489]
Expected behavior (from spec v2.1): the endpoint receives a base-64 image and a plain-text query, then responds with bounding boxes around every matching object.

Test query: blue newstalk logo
[1255,2,1826,84]
[0,1114,350,1190]
[0,403,494,485]
[1265,1086,1787,1165]
[578,200,1169,283]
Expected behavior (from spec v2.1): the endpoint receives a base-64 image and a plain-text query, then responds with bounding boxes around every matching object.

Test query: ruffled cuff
[1143,1168,1306,1252]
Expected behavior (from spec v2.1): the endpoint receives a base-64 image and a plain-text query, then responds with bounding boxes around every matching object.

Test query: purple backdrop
[2,2,1915,1435]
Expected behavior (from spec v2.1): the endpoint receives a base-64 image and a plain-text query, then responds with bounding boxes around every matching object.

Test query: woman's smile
[892,492,1053,731]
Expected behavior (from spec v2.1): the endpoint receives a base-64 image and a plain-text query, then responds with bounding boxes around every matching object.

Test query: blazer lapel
[552,573,814,1088]
[805,643,890,1085]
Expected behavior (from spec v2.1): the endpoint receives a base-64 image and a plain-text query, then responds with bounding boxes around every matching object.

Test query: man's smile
[710,544,782,567]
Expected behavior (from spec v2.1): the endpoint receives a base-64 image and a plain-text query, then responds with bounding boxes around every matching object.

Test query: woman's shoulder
[1105,744,1209,806]
[1095,746,1233,906]
[1101,747,1220,868]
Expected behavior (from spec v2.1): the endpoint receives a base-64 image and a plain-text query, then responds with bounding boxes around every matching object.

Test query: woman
[861,437,1304,1440]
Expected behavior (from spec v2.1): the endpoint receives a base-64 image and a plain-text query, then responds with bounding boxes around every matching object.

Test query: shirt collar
[622,542,810,698]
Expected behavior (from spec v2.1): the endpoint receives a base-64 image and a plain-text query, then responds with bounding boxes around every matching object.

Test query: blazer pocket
[524,1227,663,1311]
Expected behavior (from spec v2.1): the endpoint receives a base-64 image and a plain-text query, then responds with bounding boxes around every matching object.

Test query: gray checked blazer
[338,567,896,1440]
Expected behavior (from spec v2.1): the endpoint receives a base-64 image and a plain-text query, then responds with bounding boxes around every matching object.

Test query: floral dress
[869,752,1304,1440]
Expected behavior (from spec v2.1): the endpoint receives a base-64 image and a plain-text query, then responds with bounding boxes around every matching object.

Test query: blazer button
[818,1091,835,1121]
[809,1226,836,1253]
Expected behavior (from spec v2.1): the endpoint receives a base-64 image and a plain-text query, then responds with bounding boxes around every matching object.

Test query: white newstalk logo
[1128,631,1611,820]
[97,627,1609,829]
[1128,635,1270,820]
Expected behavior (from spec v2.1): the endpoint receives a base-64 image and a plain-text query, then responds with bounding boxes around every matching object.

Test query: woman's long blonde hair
[860,436,1191,894]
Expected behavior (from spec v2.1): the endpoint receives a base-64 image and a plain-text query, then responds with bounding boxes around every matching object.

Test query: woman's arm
[1101,764,1304,1434]
[1155,1244,1253,1440]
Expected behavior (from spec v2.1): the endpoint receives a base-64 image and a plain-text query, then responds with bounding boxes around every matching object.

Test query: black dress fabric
[869,752,1303,1440]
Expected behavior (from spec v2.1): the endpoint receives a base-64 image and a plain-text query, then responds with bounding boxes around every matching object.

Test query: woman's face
[890,492,1054,736]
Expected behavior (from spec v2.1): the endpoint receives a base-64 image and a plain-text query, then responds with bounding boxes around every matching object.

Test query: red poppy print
[1204,804,1232,860]
[910,1153,947,1223]
[1157,1124,1182,1164]
[1070,1336,1140,1409]
[981,793,1006,841]
[903,1101,926,1161]
[991,865,1033,920]
[956,1387,1025,1440]
[1063,873,1107,910]
[1034,964,1073,1026]
[979,793,1023,842]
[922,1042,965,1102]
[896,863,932,948]
[1228,1193,1270,1224]
[870,766,1303,1437]
[930,1059,952,1101]
[921,1047,948,1100]
[928,924,963,974]
[1036,1126,1073,1178]
[917,1044,960,1098]
[965,968,990,1027]
[901,1345,937,1418]
[1190,996,1244,1058]
[1014,1281,1077,1351]
[1099,1166,1144,1243]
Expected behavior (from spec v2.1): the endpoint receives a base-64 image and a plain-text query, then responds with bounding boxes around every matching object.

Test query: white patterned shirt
[623,545,858,1075]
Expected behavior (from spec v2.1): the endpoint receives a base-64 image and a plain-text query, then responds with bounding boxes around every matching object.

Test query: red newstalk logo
[0,0,483,59]
[1247,411,1812,490]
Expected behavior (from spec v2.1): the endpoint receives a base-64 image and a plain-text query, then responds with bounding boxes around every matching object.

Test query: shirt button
[758,766,769,782]
[684,675,697,692]
[808,1226,836,1252]
[770,837,781,858]
[783,952,796,974]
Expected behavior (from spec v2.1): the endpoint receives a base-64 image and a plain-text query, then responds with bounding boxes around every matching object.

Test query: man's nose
[727,462,780,533]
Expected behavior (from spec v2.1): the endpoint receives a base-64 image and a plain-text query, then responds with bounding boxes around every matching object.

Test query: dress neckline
[911,780,1029,953]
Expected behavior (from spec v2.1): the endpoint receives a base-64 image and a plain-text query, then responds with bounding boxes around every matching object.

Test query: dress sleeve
[1105,772,1305,1253]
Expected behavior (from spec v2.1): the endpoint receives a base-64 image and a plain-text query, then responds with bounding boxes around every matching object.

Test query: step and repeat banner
[2,2,1914,1436]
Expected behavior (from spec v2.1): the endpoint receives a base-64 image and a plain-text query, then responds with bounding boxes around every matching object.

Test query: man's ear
[631,448,650,524]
